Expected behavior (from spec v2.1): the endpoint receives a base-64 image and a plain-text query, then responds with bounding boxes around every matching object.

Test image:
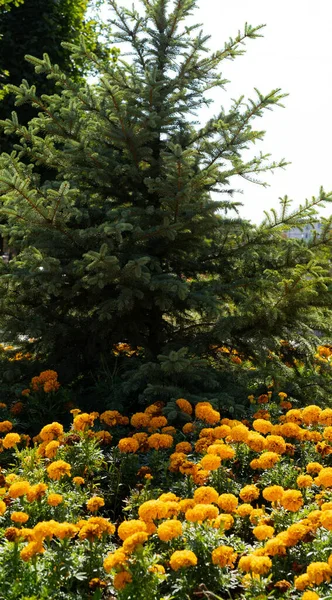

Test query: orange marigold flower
[11,511,29,524]
[250,555,272,575]
[118,438,139,453]
[306,462,323,475]
[73,476,85,486]
[157,519,182,542]
[253,419,273,435]
[122,531,148,554]
[86,496,105,512]
[45,440,60,459]
[264,537,286,556]
[301,592,320,600]
[306,561,331,585]
[280,489,303,512]
[47,493,63,507]
[26,483,48,502]
[217,494,238,513]
[207,444,235,460]
[147,433,173,450]
[3,433,20,449]
[193,486,219,505]
[297,474,313,488]
[200,454,221,471]
[138,500,167,522]
[302,405,322,425]
[246,432,266,452]
[175,441,192,454]
[130,412,151,429]
[176,398,193,415]
[211,545,237,568]
[236,504,253,518]
[185,504,218,523]
[170,550,197,571]
[253,524,274,540]
[118,520,147,541]
[316,467,332,487]
[103,549,127,572]
[212,513,234,531]
[73,412,95,432]
[230,424,249,443]
[20,541,45,562]
[195,402,220,425]
[149,416,168,430]
[182,423,195,434]
[239,485,260,503]
[257,451,280,469]
[265,435,286,454]
[8,480,30,498]
[0,420,13,433]
[113,571,132,590]
[294,574,311,590]
[39,422,64,442]
[46,460,71,480]
[320,510,332,531]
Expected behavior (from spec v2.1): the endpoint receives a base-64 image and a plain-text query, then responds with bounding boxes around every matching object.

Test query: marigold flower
[297,474,313,488]
[236,503,253,518]
[157,519,182,542]
[73,412,95,432]
[207,443,235,460]
[130,412,150,428]
[47,493,63,507]
[138,500,167,522]
[246,432,266,452]
[118,520,147,541]
[147,433,173,450]
[212,513,234,531]
[176,398,193,415]
[280,422,302,438]
[253,524,274,540]
[46,460,71,480]
[73,476,85,486]
[193,486,219,505]
[178,499,195,513]
[320,510,332,531]
[250,555,272,575]
[264,537,286,556]
[238,555,253,572]
[258,451,280,469]
[306,462,323,475]
[100,410,123,426]
[113,571,132,590]
[86,496,105,512]
[55,522,78,540]
[182,423,195,434]
[39,422,64,442]
[195,402,220,425]
[175,441,192,454]
[316,467,332,487]
[319,408,332,426]
[217,494,238,513]
[44,440,60,459]
[0,500,6,515]
[294,574,311,590]
[286,522,310,545]
[302,405,322,425]
[26,482,48,502]
[253,419,273,435]
[123,531,148,554]
[11,511,29,524]
[239,485,260,503]
[200,454,221,471]
[8,480,30,498]
[249,508,265,525]
[306,561,331,585]
[79,517,115,541]
[265,435,286,454]
[185,504,218,522]
[230,424,249,443]
[3,433,20,449]
[103,549,127,572]
[280,489,303,512]
[149,416,168,430]
[118,437,139,453]
[20,541,45,561]
[211,545,237,568]
[170,550,197,571]
[0,420,13,433]
[302,592,320,600]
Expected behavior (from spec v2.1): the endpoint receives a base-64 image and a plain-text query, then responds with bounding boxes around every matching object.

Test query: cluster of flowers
[1,393,332,598]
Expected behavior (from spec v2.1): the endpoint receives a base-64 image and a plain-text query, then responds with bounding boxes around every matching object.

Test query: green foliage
[0,0,331,410]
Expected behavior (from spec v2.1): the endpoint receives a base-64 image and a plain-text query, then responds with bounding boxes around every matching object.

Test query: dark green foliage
[0,0,331,413]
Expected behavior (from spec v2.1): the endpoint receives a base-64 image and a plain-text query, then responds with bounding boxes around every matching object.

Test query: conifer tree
[0,0,331,412]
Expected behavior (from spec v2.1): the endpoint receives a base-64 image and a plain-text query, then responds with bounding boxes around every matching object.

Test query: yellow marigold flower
[39,422,64,442]
[212,513,234,531]
[149,416,168,430]
[26,482,48,502]
[207,444,235,460]
[44,440,60,459]
[148,564,165,574]
[297,474,313,488]
[0,500,6,515]
[138,500,167,522]
[86,496,105,512]
[200,454,221,471]
[100,410,123,426]
[73,476,85,486]
[286,522,310,545]
[55,522,78,540]
[20,541,45,561]
[253,524,274,540]
[236,503,253,518]
[178,499,195,513]
[302,592,320,600]
[280,489,303,512]
[306,462,323,475]
[250,555,272,575]
[320,510,332,531]
[230,424,249,443]
[195,402,220,425]
[306,561,331,585]
[79,517,115,541]
[316,467,332,487]
[95,430,112,445]
[8,480,30,498]
[158,492,179,502]
[163,501,180,518]
[239,485,260,503]
[285,408,303,424]
[264,537,286,556]
[258,451,280,469]
[217,494,238,513]
[238,555,253,572]
[280,422,302,439]
[157,519,182,542]
[176,398,193,415]
[246,432,266,452]
[193,486,219,505]
[185,504,218,523]
[0,420,13,433]
[170,549,197,571]
[3,433,20,449]
[11,511,29,524]
[161,426,176,435]
[302,405,322,425]
[118,520,147,541]
[321,502,332,511]
[182,422,195,434]
[118,438,139,453]
[144,403,162,416]
[46,460,71,480]
[265,435,286,454]
[211,545,237,568]
[319,408,332,426]
[73,412,95,432]
[113,570,132,590]
[252,419,273,435]
[147,433,173,450]
[249,508,265,525]
[213,425,231,439]
[294,574,311,590]
[323,426,332,442]
[122,531,148,554]
[47,493,63,507]
[175,441,192,454]
[104,549,127,572]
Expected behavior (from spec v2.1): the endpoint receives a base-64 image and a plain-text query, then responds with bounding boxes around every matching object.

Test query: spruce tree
[0,0,331,413]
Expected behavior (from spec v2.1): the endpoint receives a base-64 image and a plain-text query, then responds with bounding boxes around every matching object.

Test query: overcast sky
[101,0,332,223]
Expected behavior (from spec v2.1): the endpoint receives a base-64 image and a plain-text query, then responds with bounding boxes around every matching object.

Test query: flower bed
[0,385,332,598]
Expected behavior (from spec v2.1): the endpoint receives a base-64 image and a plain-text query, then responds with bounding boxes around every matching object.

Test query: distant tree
[0,0,331,414]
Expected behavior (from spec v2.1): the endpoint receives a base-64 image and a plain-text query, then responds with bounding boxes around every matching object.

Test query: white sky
[101,0,332,223]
